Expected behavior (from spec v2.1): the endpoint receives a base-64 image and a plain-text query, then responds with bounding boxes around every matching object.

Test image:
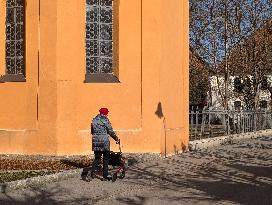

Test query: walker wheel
[112,173,117,182]
[119,171,125,179]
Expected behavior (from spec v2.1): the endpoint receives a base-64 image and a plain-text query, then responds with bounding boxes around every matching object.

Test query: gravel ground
[0,136,271,205]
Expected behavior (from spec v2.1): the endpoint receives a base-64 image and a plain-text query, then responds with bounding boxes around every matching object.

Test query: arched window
[0,0,25,82]
[5,0,25,78]
[85,0,119,83]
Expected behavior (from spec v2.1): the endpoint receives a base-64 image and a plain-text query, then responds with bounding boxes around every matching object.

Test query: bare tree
[190,0,272,110]
[228,1,272,109]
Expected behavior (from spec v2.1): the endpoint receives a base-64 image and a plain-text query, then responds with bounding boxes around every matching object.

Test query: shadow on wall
[181,143,187,152]
[155,102,167,157]
[155,102,164,119]
[156,102,187,155]
[174,143,187,154]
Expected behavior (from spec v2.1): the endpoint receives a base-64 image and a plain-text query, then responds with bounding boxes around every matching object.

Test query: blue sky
[190,0,272,65]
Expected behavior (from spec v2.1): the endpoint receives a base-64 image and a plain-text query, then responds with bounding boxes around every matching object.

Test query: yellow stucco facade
[0,0,189,156]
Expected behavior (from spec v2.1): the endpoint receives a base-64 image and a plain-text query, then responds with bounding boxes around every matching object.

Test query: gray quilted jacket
[91,114,118,151]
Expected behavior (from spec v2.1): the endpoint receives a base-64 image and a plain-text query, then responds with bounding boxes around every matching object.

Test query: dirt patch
[0,155,92,183]
[0,153,158,183]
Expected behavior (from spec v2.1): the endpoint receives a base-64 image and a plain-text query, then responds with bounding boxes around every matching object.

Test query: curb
[188,129,272,151]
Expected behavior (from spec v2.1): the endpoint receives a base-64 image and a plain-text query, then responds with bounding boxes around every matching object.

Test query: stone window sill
[84,73,120,83]
[0,74,26,83]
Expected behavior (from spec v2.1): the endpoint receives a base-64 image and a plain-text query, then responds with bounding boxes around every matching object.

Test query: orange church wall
[159,0,189,155]
[0,0,38,130]
[0,0,189,156]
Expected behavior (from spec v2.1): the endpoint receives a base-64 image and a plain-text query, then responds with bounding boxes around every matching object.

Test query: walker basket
[109,151,122,166]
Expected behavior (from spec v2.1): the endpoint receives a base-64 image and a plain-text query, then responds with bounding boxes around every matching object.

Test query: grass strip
[0,170,60,183]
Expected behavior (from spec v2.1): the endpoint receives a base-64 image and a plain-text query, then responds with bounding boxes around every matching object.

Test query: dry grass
[0,170,59,183]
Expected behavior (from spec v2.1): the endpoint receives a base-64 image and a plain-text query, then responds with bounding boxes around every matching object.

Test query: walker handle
[116,139,121,152]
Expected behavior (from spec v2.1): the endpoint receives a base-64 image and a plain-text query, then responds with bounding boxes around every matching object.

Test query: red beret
[99,108,109,115]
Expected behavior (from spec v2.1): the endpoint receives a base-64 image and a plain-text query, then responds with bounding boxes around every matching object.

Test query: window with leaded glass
[5,0,25,76]
[86,0,113,74]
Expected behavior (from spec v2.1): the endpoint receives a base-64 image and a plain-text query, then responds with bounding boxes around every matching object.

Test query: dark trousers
[91,151,110,178]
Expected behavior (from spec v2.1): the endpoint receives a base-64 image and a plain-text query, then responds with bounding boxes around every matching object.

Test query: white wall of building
[208,75,272,110]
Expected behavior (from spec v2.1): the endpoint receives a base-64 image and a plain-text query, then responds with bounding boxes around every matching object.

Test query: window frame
[0,0,26,83]
[84,0,120,83]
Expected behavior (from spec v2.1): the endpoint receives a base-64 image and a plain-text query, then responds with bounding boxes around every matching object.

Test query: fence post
[251,112,253,132]
[227,110,230,135]
[236,111,240,134]
[249,112,251,132]
[264,109,267,130]
[248,112,250,132]
[269,110,272,129]
[190,110,193,140]
[208,108,212,138]
[222,110,226,135]
[268,110,272,129]
[253,111,256,132]
[245,113,248,132]
[201,109,205,137]
[196,107,199,139]
[242,109,245,133]
[194,107,198,139]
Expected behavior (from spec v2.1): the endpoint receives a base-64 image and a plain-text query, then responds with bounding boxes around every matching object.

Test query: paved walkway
[0,136,272,205]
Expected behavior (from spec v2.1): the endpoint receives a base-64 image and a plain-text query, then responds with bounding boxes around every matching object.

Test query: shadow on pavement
[116,145,272,205]
[1,139,271,205]
[0,184,101,205]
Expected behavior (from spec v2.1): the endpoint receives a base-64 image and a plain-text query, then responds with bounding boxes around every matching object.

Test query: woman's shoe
[85,171,95,182]
[102,175,112,181]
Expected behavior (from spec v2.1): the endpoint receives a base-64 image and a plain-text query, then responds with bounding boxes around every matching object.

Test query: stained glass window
[86,0,113,74]
[5,0,25,75]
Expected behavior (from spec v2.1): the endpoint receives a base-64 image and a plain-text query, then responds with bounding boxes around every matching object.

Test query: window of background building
[234,101,242,110]
[260,76,268,90]
[260,100,268,109]
[85,0,119,83]
[0,0,25,82]
[234,77,243,93]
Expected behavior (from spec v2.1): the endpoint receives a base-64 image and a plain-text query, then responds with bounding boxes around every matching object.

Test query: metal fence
[189,108,272,141]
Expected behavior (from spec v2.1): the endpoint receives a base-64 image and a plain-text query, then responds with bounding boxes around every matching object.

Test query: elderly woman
[88,108,119,181]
